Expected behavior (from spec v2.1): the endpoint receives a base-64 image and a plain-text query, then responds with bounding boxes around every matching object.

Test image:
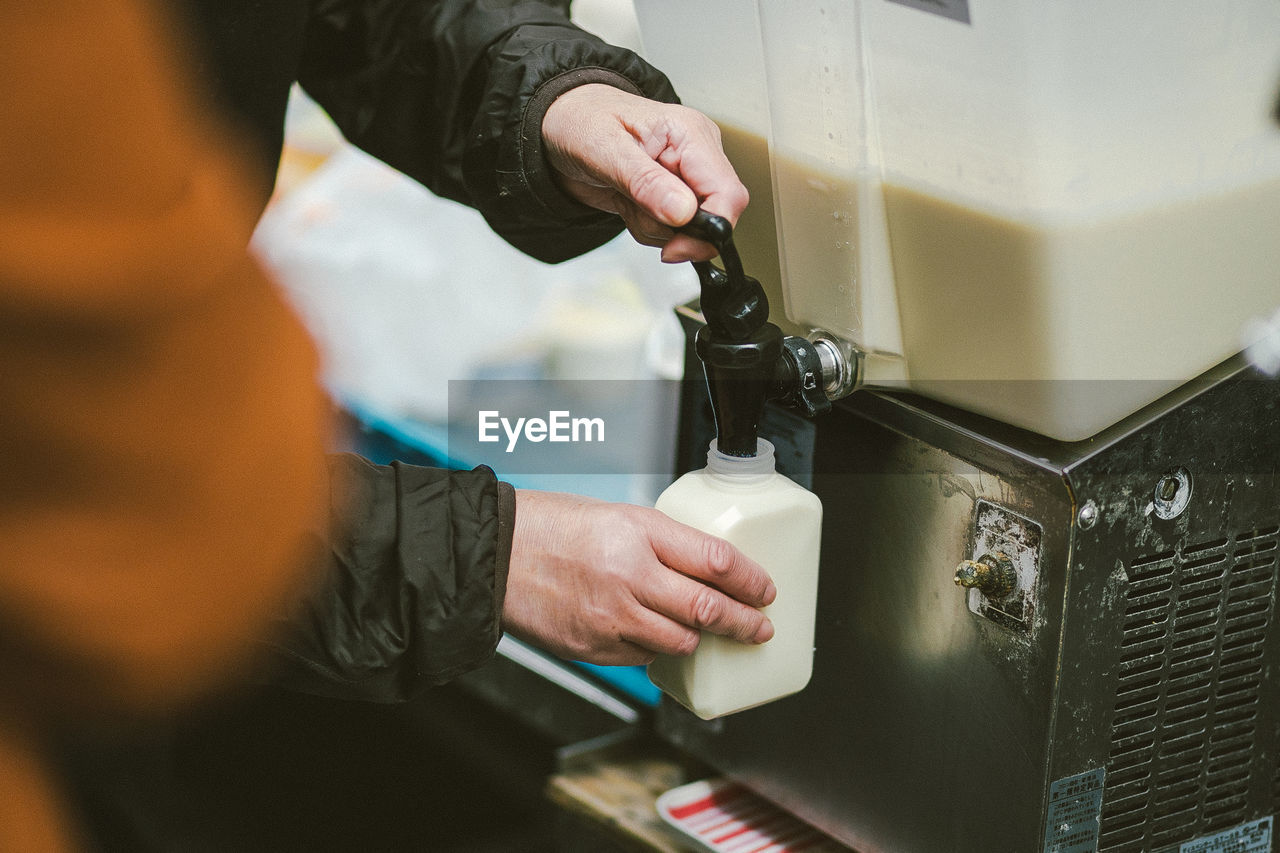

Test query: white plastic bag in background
[253,144,698,420]
[252,140,699,503]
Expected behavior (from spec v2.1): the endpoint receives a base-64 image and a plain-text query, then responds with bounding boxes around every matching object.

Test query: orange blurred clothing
[0,1,330,849]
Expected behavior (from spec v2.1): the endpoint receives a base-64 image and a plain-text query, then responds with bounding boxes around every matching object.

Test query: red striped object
[656,779,853,853]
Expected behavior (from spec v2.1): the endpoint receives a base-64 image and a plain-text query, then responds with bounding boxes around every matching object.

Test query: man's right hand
[502,489,776,667]
[540,83,749,265]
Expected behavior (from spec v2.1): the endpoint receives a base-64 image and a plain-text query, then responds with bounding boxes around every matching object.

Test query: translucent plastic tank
[636,0,1280,439]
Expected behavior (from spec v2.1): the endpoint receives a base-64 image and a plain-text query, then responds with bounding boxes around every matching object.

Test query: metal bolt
[1152,467,1193,521]
[1078,500,1098,530]
[954,552,1017,599]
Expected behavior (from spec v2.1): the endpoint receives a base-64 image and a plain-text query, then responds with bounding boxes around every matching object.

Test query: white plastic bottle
[648,438,822,719]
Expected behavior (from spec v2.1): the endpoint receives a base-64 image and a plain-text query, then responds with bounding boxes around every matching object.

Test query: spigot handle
[677,209,767,342]
[673,209,781,456]
[677,209,746,287]
[677,208,733,249]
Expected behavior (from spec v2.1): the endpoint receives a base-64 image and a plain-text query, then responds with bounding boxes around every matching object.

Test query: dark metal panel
[1053,371,1280,852]
[659,388,1073,852]
[667,305,1280,851]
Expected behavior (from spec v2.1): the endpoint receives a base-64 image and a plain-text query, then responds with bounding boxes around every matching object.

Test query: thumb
[610,145,698,227]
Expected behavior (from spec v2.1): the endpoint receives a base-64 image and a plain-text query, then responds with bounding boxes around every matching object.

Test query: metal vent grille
[1274,721,1280,815]
[1098,526,1278,852]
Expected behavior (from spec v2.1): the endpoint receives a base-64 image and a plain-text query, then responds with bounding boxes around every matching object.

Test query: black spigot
[678,210,783,457]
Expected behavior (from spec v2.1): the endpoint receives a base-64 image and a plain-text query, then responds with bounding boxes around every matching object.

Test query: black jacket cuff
[518,67,644,220]
[464,23,680,263]
[493,479,516,637]
[261,455,507,703]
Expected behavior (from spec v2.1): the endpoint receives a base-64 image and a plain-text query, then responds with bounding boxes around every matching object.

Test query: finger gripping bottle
[648,438,822,719]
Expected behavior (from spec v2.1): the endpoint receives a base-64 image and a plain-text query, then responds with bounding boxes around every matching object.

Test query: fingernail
[754,618,775,644]
[763,581,777,605]
[661,189,694,224]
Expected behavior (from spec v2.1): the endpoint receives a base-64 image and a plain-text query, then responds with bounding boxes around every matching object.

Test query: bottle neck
[705,439,776,484]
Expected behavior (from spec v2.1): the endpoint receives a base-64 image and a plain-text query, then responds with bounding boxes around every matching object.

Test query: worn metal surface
[662,312,1280,852]
[1052,370,1280,853]
[663,366,1074,851]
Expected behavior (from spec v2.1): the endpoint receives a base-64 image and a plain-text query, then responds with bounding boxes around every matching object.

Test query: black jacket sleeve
[295,0,679,262]
[262,454,515,702]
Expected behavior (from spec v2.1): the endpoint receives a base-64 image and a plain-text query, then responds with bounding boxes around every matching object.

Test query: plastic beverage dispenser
[635,0,1280,440]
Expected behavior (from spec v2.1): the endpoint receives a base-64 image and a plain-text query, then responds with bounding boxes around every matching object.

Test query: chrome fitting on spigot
[810,330,862,401]
[774,330,864,417]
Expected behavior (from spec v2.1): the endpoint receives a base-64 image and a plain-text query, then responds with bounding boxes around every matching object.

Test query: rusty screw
[954,552,1017,599]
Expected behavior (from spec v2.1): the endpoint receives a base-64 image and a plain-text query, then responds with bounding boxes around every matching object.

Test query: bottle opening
[707,439,776,478]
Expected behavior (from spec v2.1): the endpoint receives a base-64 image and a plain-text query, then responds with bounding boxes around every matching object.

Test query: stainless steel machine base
[666,316,1280,852]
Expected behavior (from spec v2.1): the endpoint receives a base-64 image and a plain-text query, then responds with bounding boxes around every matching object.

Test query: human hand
[540,83,749,263]
[502,489,776,666]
